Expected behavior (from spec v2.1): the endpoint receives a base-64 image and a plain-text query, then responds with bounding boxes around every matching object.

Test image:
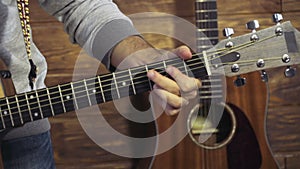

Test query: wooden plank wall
[1,0,299,168]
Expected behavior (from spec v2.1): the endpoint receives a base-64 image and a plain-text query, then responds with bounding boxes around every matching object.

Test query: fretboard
[0,56,208,130]
[195,0,219,52]
[195,0,221,104]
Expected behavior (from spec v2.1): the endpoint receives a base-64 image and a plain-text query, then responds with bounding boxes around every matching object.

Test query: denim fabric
[1,130,55,169]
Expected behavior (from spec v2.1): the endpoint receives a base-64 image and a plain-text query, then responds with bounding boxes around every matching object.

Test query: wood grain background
[1,0,299,168]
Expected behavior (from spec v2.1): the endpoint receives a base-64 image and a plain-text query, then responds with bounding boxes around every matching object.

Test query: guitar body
[151,100,263,169]
[151,1,265,168]
[226,73,279,169]
[265,65,300,168]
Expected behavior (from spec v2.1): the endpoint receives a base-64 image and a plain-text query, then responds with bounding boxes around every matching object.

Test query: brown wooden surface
[0,0,299,168]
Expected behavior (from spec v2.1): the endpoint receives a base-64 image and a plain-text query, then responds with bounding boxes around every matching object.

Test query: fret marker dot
[3,111,8,115]
[30,95,34,99]
[122,81,126,86]
[66,96,71,100]
[34,112,39,117]
[92,89,96,93]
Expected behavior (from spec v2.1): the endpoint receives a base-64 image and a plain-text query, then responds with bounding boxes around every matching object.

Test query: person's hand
[146,46,201,115]
[111,36,201,116]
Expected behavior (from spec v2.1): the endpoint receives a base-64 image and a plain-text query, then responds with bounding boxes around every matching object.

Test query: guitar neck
[195,0,219,52]
[0,57,208,130]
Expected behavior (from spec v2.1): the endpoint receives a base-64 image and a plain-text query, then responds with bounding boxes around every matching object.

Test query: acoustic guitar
[0,20,299,169]
[191,0,263,168]
[150,1,263,168]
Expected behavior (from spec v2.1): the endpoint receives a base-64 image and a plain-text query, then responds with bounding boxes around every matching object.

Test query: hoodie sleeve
[38,0,140,68]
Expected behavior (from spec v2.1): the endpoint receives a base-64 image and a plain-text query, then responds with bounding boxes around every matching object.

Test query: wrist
[110,35,154,67]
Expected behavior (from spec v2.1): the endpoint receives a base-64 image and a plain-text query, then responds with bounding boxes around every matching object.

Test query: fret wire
[5,97,14,127]
[25,93,33,121]
[14,95,23,124]
[112,72,120,99]
[128,68,136,95]
[183,61,189,76]
[46,88,55,116]
[197,28,218,32]
[83,79,92,106]
[58,85,66,113]
[144,64,152,90]
[163,60,167,70]
[197,37,218,40]
[0,104,6,129]
[195,0,216,3]
[70,82,79,110]
[196,19,218,23]
[97,76,106,103]
[195,9,217,13]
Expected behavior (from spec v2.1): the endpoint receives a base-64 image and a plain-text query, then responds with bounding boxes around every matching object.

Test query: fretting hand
[111,36,201,116]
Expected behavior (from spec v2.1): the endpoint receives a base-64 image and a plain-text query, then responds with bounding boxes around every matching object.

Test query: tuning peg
[0,70,11,79]
[272,13,283,25]
[284,66,296,78]
[246,20,260,41]
[234,76,246,87]
[246,20,260,33]
[223,28,235,48]
[223,28,234,38]
[260,70,268,82]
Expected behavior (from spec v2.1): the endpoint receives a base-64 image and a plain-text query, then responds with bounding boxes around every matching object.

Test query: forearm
[110,35,160,68]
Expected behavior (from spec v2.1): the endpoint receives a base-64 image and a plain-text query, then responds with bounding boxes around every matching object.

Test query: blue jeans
[1,131,56,169]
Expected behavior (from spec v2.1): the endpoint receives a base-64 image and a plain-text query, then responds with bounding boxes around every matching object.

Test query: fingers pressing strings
[147,65,201,116]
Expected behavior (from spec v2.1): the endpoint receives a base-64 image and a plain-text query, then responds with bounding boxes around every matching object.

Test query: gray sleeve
[38,0,140,68]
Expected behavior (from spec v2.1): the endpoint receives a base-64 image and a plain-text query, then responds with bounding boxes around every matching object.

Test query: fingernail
[147,70,155,78]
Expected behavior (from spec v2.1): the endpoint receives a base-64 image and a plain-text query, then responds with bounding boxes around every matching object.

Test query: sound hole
[187,102,236,149]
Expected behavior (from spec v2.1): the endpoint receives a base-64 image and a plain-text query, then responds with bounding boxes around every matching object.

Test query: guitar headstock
[206,21,300,77]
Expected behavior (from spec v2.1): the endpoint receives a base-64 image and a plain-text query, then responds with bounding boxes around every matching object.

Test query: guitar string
[0,44,229,110]
[195,0,218,167]
[0,33,283,125]
[0,57,220,113]
[0,31,278,109]
[0,78,224,126]
[0,54,279,127]
[0,45,284,125]
[1,43,279,118]
[0,30,278,109]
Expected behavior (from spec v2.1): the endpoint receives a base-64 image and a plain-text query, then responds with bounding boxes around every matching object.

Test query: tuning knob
[272,13,283,25]
[223,28,235,48]
[260,70,268,82]
[284,66,296,78]
[0,70,11,79]
[223,28,234,38]
[234,76,246,87]
[246,20,260,33]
